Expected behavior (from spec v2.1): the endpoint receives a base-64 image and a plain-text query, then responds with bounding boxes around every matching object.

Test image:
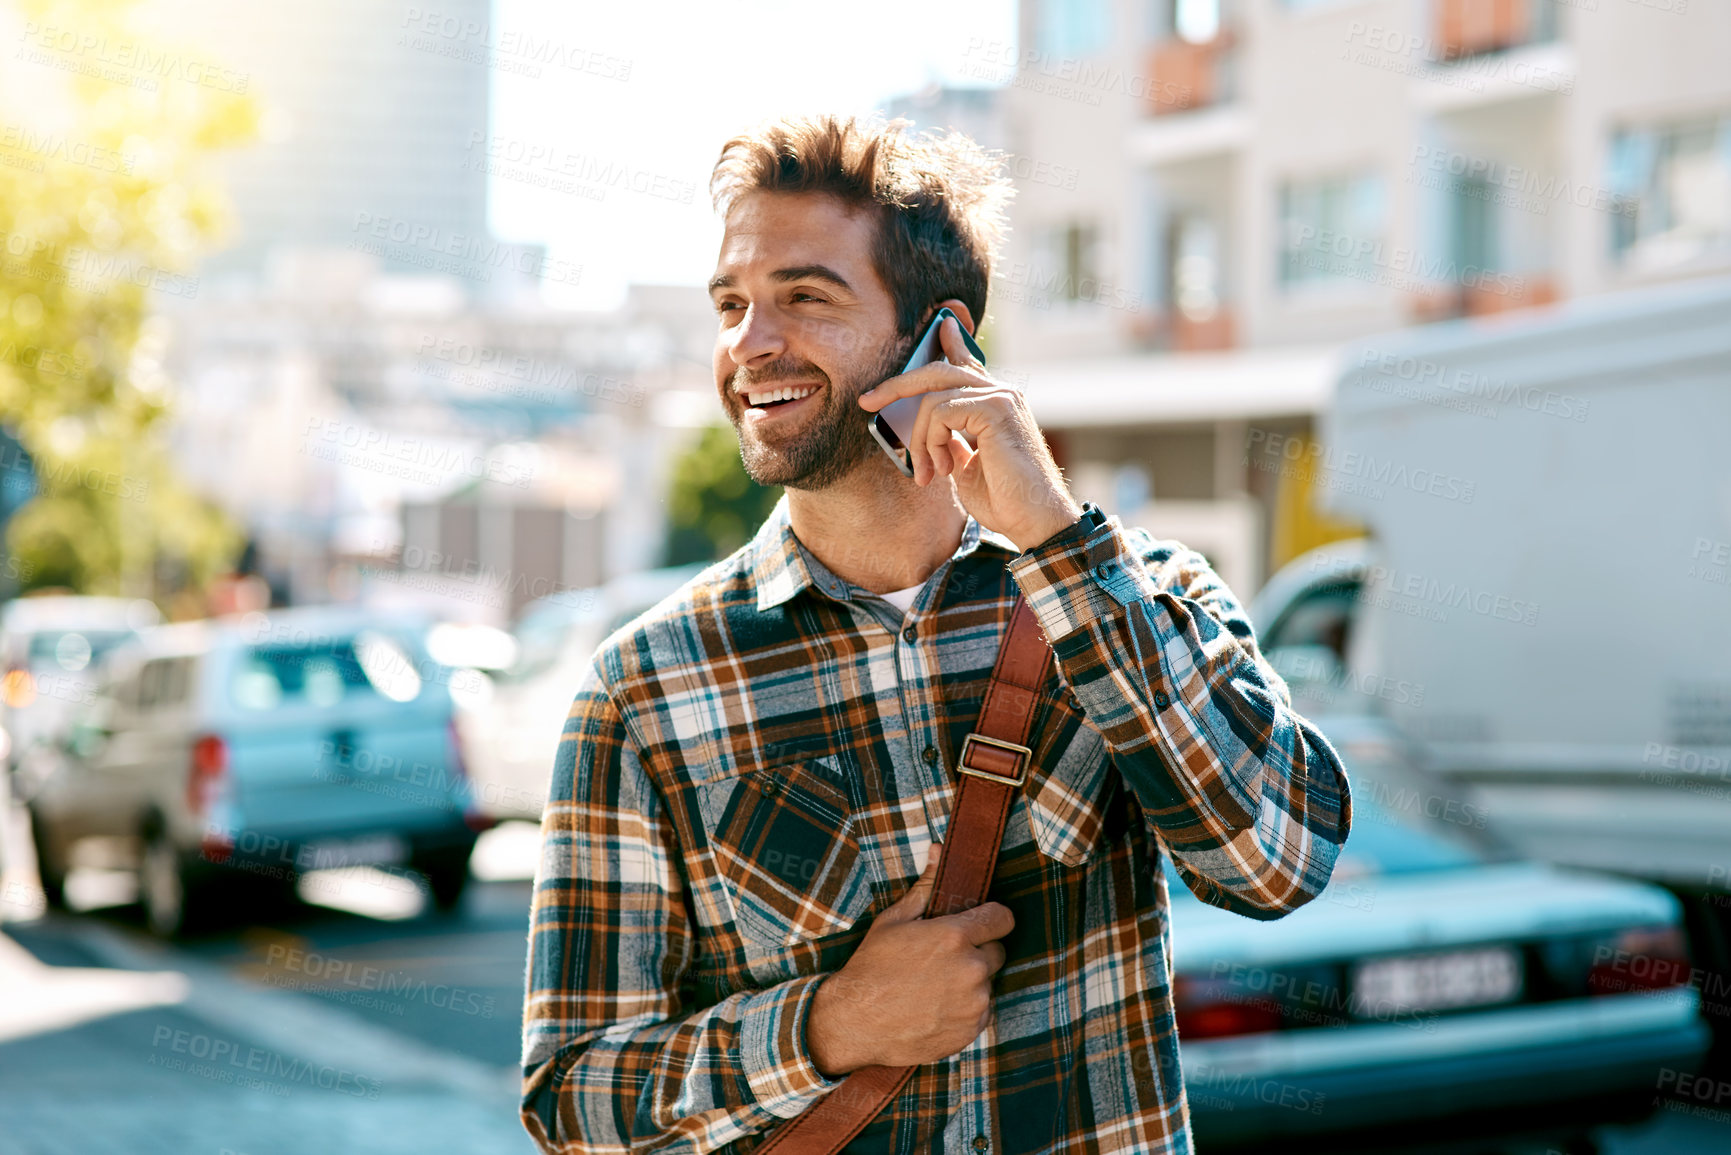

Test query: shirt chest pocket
[1022,724,1115,868]
[704,757,879,961]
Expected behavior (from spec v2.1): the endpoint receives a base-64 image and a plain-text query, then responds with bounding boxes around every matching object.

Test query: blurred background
[0,0,1727,1152]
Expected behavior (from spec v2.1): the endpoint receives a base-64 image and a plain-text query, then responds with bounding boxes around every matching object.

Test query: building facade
[986,0,1730,593]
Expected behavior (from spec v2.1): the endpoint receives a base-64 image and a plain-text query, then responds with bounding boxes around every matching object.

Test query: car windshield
[497,604,590,685]
[230,634,422,709]
[25,630,137,673]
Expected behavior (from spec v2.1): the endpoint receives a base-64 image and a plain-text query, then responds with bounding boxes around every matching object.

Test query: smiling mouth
[740,383,820,410]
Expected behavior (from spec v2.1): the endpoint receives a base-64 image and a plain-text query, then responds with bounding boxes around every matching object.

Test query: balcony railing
[1146,31,1237,116]
[1434,0,1558,61]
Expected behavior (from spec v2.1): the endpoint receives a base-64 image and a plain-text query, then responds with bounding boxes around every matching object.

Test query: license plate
[1352,946,1522,1014]
[298,834,408,870]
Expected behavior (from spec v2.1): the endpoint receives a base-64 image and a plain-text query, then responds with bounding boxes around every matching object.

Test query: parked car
[1174,712,1710,1149]
[20,607,489,937]
[0,595,161,772]
[455,565,706,820]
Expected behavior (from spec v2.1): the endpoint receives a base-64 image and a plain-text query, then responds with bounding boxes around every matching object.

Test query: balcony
[1434,0,1557,62]
[1146,32,1237,117]
[1409,275,1560,323]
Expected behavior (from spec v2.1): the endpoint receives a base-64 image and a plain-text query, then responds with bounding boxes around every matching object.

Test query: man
[521,114,1351,1155]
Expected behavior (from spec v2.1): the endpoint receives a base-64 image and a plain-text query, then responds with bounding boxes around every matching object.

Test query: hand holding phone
[868,307,987,479]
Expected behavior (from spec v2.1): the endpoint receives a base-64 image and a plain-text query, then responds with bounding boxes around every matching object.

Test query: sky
[488,0,1018,309]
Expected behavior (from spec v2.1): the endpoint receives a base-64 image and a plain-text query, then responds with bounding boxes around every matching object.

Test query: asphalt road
[0,821,1727,1155]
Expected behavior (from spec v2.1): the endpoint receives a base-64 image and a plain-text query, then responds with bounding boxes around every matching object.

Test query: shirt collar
[749,493,1021,612]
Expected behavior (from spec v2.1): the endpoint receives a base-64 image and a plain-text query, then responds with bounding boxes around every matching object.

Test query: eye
[714,300,743,316]
[791,292,825,304]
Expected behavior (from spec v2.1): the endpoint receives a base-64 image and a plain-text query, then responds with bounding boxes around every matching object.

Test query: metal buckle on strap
[957,733,1033,786]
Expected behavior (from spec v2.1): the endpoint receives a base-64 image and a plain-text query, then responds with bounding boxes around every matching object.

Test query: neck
[786,457,968,594]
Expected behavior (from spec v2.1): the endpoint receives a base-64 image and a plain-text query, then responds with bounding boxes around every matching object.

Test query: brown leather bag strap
[752,595,1052,1155]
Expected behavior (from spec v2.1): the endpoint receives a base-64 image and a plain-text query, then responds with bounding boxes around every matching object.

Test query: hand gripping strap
[751,596,1052,1155]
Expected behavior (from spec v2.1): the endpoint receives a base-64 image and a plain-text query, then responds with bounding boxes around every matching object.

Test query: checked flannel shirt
[522,496,1352,1155]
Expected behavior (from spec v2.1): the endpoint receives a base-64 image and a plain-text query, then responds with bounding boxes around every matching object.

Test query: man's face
[709,191,910,490]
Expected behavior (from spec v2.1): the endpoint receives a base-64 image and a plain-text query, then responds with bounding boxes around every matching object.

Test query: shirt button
[923,745,939,766]
[1095,561,1113,579]
[1154,691,1170,709]
[902,625,918,644]
[972,1137,989,1152]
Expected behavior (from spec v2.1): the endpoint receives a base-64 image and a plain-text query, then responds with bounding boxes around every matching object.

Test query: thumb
[879,843,943,924]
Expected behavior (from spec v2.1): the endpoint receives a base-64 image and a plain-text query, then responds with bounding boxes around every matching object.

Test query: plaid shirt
[522,497,1352,1155]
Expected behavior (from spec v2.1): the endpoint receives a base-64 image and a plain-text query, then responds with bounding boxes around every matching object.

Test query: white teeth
[743,385,816,406]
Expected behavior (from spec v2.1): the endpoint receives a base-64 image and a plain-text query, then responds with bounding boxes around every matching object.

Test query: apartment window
[1038,0,1111,58]
[1451,174,1497,272]
[1278,174,1387,290]
[1166,212,1223,321]
[1171,0,1221,43]
[1036,221,1102,305]
[1608,113,1731,269]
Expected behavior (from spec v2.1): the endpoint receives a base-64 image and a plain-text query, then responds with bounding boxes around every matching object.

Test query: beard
[725,335,911,491]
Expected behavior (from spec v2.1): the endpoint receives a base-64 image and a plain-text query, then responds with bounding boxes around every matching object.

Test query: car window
[25,630,136,673]
[1262,579,1358,662]
[136,657,192,712]
[231,635,423,709]
[500,607,587,685]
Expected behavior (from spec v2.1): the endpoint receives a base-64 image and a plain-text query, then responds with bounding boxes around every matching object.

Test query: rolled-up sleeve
[1008,512,1352,921]
[521,663,840,1154]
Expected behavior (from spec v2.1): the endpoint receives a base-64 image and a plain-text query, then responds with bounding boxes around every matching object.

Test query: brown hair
[710,114,1014,341]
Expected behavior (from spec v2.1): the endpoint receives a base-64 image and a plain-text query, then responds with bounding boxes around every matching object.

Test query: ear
[932,298,977,337]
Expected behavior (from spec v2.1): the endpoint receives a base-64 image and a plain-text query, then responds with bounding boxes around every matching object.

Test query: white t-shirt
[879,583,923,613]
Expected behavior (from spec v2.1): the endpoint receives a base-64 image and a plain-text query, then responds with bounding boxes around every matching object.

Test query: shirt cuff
[1007,507,1158,644]
[737,972,843,1119]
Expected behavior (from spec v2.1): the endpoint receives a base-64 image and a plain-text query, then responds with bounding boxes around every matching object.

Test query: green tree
[0,0,256,601]
[664,425,782,565]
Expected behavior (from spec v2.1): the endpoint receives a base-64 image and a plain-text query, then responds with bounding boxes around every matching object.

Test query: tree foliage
[0,0,256,600]
[663,424,782,566]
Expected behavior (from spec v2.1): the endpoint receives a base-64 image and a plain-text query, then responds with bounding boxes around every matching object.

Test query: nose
[721,302,787,372]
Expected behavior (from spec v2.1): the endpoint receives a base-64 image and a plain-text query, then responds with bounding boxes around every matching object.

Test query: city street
[1,815,1726,1155]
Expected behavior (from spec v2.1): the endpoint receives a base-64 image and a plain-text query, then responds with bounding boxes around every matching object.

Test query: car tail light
[2,667,36,709]
[1174,973,1285,1039]
[187,733,229,815]
[447,718,494,832]
[1587,925,1693,995]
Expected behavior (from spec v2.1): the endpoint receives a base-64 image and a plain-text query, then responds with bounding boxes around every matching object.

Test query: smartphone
[868,306,987,478]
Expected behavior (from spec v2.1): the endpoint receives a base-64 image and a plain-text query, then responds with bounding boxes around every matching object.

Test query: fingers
[977,940,1007,977]
[948,900,1015,947]
[878,844,942,924]
[937,315,985,373]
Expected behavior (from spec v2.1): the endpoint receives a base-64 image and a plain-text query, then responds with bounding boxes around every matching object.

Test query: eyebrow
[707,264,855,296]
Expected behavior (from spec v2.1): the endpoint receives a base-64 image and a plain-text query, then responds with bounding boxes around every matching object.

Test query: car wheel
[413,846,472,913]
[140,825,215,938]
[27,807,67,910]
